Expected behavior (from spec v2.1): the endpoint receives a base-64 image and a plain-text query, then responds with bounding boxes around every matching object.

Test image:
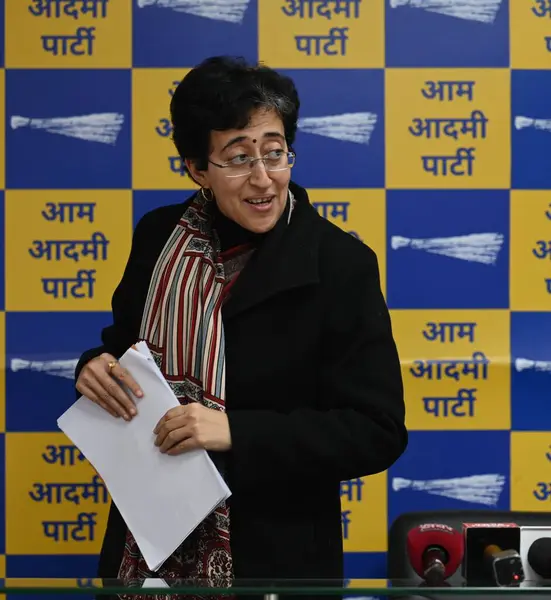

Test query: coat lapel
[222,182,321,321]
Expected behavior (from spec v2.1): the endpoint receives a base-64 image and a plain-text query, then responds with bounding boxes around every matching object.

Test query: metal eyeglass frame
[208,151,296,178]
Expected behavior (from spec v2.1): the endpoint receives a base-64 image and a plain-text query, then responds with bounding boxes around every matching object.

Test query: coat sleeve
[226,247,407,488]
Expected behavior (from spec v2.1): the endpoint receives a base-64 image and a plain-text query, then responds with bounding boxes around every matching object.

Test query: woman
[75,56,407,596]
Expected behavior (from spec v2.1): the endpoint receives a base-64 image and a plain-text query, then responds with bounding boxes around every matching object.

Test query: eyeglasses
[209,150,296,178]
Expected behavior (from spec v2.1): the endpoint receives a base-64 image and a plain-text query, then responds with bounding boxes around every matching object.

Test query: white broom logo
[392,474,506,506]
[11,358,78,380]
[388,0,504,24]
[136,0,250,23]
[10,112,125,145]
[391,232,504,265]
[515,116,551,134]
[514,358,551,373]
[297,112,377,145]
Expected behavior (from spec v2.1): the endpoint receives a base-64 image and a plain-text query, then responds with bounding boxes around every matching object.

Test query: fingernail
[123,413,130,421]
[130,407,137,416]
[136,390,143,398]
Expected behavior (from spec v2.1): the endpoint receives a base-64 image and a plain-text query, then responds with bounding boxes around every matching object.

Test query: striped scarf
[117,191,233,599]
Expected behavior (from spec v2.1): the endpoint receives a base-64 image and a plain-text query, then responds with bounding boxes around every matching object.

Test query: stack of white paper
[57,341,231,571]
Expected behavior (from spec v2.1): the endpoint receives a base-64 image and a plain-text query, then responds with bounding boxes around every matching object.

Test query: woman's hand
[154,403,231,454]
[76,353,143,420]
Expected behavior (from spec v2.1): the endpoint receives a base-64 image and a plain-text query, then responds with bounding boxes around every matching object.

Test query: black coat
[75,181,407,592]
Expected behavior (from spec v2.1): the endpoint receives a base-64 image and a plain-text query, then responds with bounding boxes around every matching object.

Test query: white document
[142,578,169,589]
[57,341,231,572]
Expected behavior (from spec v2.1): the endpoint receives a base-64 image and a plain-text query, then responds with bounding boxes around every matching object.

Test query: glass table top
[1,578,551,595]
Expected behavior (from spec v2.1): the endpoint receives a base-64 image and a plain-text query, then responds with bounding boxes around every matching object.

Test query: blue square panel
[7,554,99,577]
[7,555,98,600]
[6,312,113,432]
[344,552,386,579]
[385,0,509,67]
[280,69,385,188]
[512,70,551,190]
[386,189,510,309]
[133,190,186,229]
[133,0,258,67]
[388,431,510,526]
[511,312,551,430]
[6,69,131,189]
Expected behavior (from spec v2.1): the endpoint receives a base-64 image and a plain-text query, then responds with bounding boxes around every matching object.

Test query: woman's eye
[230,154,249,164]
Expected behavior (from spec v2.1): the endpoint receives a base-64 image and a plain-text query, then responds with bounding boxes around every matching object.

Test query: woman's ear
[185,159,209,187]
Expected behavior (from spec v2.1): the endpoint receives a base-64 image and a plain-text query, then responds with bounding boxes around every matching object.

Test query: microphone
[483,543,524,586]
[527,538,551,579]
[463,522,525,586]
[520,526,551,582]
[406,523,464,584]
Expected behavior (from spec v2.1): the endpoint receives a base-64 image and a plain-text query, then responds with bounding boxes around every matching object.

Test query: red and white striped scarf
[118,191,233,598]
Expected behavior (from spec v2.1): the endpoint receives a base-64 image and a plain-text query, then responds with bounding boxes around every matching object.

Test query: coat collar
[222,181,321,320]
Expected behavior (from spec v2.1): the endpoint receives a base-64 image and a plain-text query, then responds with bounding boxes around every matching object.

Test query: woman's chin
[239,203,283,233]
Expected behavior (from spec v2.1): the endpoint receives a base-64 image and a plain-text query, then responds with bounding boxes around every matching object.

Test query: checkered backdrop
[1,0,550,595]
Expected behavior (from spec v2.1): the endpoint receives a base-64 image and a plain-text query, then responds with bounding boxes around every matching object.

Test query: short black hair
[170,56,300,170]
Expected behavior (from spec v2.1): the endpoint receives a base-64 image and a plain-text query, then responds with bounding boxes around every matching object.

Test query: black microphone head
[528,537,551,578]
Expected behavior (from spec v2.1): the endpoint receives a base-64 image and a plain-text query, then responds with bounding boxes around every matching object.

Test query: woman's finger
[90,361,137,418]
[101,372,137,417]
[166,437,200,455]
[81,372,131,419]
[156,420,191,453]
[76,379,121,419]
[109,361,143,399]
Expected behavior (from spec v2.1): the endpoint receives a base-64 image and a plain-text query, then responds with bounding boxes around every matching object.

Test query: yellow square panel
[258,0,384,68]
[510,191,551,311]
[5,191,132,311]
[391,309,510,430]
[5,0,131,68]
[511,432,551,511]
[342,471,387,552]
[6,433,109,554]
[386,68,510,189]
[0,70,4,189]
[132,69,198,191]
[511,2,551,69]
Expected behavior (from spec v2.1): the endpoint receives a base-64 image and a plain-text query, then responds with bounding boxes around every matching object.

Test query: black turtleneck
[212,202,265,253]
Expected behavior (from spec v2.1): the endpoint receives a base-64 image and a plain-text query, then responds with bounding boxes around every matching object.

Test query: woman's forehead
[212,112,285,150]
